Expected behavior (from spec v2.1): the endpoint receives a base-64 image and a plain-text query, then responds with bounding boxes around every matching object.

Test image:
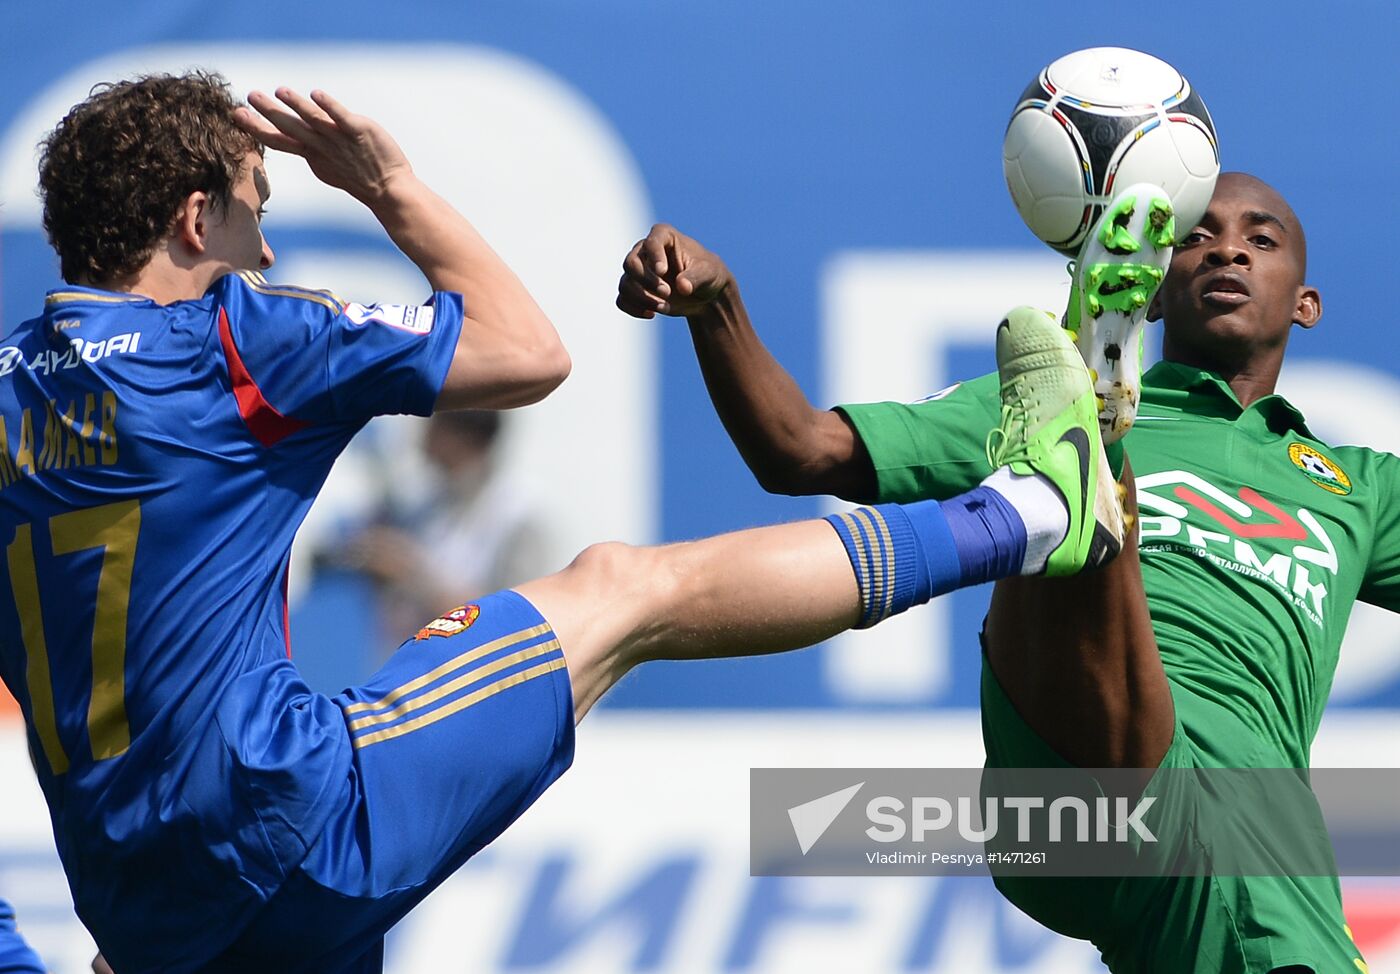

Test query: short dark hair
[38,71,259,284]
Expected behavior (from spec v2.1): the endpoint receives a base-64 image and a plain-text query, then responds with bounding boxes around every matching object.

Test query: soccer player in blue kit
[0,73,1129,972]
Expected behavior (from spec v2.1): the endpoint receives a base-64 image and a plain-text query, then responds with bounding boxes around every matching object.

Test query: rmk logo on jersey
[1136,470,1338,624]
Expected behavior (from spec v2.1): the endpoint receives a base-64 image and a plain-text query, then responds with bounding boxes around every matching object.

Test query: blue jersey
[0,898,44,974]
[0,272,462,969]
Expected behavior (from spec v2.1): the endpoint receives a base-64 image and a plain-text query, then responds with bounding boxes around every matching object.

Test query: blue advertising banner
[3,3,1400,714]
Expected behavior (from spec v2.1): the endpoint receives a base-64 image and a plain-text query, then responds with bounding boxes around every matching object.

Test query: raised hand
[234,88,412,206]
[617,224,733,318]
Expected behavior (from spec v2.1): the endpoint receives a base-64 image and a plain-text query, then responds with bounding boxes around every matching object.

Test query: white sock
[981,466,1069,575]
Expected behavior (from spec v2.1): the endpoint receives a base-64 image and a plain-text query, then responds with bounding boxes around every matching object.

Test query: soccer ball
[1003,47,1220,256]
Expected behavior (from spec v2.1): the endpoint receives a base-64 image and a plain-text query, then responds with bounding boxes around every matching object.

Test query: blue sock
[941,486,1031,585]
[826,487,1029,629]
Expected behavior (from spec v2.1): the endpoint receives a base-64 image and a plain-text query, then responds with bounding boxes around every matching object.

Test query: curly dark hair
[38,71,260,284]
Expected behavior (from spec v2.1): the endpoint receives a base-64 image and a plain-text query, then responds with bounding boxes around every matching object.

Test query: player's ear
[1293,284,1321,329]
[173,191,211,255]
[1147,290,1163,323]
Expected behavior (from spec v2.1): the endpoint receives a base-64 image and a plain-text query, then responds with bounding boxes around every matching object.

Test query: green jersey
[844,360,1390,972]
[840,360,1400,768]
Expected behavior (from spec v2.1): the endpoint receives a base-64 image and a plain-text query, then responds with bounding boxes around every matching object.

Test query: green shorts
[979,661,1366,974]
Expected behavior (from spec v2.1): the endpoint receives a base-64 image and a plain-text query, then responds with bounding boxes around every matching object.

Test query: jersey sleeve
[835,372,999,504]
[210,272,465,426]
[1358,448,1400,611]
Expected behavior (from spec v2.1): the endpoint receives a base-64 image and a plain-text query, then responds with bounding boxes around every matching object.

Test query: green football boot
[987,306,1126,576]
[1062,183,1176,444]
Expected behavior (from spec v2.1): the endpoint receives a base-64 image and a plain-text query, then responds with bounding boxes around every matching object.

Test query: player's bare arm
[618,223,874,500]
[235,87,570,411]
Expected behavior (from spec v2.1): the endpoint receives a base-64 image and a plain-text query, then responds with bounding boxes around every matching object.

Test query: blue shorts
[201,589,575,973]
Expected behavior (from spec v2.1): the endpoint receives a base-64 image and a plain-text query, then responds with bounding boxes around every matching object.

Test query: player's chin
[1168,306,1247,343]
[1189,311,1271,349]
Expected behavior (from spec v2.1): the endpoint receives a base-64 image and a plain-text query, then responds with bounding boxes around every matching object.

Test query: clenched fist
[617,224,733,318]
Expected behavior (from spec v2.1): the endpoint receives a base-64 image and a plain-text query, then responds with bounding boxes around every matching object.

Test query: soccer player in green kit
[617,172,1384,973]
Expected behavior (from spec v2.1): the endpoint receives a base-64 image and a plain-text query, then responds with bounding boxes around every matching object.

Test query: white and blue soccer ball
[1003,47,1220,256]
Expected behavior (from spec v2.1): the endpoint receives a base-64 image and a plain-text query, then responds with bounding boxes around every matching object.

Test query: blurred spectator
[328,410,553,646]
[0,899,44,974]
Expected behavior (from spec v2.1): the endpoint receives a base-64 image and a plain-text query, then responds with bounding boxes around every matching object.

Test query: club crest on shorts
[414,604,481,641]
[1288,443,1352,495]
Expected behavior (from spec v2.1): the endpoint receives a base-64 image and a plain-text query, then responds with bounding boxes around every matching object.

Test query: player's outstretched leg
[522,303,1124,717]
[1063,182,1176,444]
[214,307,1126,969]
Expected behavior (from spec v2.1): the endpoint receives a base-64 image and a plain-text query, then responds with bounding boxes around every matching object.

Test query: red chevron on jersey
[1174,484,1308,540]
